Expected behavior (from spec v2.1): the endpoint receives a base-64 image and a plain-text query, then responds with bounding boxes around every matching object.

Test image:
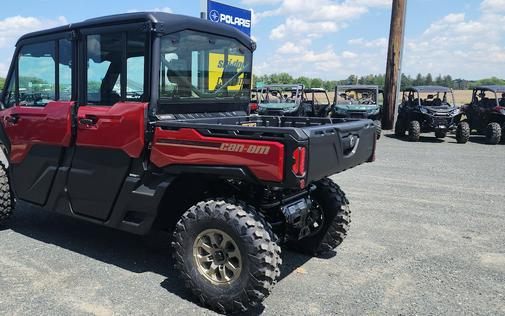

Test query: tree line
[253,73,505,91]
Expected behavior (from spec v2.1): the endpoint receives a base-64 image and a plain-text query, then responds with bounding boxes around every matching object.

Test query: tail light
[292,147,307,176]
[249,102,258,112]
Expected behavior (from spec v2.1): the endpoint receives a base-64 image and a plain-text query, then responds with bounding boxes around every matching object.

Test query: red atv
[456,86,505,144]
[0,12,376,313]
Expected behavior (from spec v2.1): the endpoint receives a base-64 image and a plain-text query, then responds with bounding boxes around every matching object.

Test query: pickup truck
[0,12,376,314]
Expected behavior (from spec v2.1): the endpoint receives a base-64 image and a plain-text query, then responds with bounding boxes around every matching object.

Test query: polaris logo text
[209,9,251,28]
[220,143,270,155]
[219,14,251,28]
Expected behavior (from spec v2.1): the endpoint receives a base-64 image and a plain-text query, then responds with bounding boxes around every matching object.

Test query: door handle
[6,114,19,124]
[79,116,98,126]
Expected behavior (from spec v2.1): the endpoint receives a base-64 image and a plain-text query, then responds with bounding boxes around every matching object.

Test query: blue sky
[1,0,504,80]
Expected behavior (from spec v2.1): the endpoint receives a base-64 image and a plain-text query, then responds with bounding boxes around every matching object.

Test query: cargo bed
[153,115,376,188]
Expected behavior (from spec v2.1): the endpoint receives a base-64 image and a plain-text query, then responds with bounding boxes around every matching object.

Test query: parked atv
[0,12,377,314]
[301,87,332,117]
[395,86,460,142]
[256,84,305,116]
[455,85,505,144]
[330,85,383,139]
[255,85,331,117]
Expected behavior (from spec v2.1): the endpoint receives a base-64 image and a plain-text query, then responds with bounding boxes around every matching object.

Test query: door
[65,28,148,221]
[0,38,75,205]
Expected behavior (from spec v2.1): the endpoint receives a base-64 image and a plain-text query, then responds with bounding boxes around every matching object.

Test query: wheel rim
[192,229,242,285]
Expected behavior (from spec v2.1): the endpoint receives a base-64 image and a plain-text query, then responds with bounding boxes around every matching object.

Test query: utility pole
[383,0,407,129]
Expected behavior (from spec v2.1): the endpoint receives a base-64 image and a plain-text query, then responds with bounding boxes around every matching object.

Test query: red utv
[456,85,505,144]
[0,12,376,313]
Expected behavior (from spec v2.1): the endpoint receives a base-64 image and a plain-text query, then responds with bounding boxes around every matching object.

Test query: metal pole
[383,0,407,130]
[200,0,207,19]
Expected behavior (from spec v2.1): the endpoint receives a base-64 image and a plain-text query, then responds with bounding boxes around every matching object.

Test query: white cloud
[346,0,391,6]
[481,0,505,13]
[254,0,391,79]
[0,15,67,49]
[348,37,388,48]
[277,42,304,54]
[127,7,172,13]
[270,17,340,40]
[403,5,505,79]
[242,0,282,5]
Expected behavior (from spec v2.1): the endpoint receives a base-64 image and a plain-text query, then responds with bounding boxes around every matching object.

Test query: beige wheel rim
[192,229,242,285]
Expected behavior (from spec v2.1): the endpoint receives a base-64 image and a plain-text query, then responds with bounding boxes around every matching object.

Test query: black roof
[336,85,379,91]
[17,12,254,50]
[474,85,505,93]
[404,86,452,93]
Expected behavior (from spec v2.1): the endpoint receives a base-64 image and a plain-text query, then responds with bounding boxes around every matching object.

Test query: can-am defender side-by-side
[0,12,377,314]
[395,86,460,142]
[330,85,383,139]
[455,86,505,144]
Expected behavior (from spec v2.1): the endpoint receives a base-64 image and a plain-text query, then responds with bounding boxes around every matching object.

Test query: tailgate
[303,119,375,183]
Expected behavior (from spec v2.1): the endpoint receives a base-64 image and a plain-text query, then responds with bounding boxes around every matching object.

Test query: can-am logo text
[209,9,251,28]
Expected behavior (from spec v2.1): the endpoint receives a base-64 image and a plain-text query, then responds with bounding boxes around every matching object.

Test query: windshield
[336,88,378,105]
[404,91,456,107]
[158,30,252,108]
[257,85,303,107]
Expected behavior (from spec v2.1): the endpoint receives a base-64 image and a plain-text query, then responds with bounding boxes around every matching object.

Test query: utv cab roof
[337,85,379,91]
[257,84,304,89]
[404,86,452,93]
[473,85,505,93]
[17,12,255,50]
[303,88,327,92]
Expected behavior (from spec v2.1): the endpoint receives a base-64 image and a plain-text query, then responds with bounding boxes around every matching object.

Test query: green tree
[295,76,311,88]
[425,73,433,85]
[0,77,5,90]
[413,73,423,86]
[309,78,323,88]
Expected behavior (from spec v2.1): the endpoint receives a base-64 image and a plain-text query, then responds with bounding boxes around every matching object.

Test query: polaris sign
[206,0,252,36]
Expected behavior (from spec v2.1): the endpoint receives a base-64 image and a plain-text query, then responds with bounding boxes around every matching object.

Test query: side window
[18,41,56,107]
[59,39,73,101]
[86,31,146,105]
[87,33,123,105]
[126,31,146,101]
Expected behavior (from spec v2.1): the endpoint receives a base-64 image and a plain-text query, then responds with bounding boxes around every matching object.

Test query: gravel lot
[0,132,504,316]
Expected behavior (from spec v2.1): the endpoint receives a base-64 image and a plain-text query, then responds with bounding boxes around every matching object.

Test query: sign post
[202,0,252,36]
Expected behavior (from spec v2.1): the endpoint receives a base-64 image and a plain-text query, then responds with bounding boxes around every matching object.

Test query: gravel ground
[0,132,504,316]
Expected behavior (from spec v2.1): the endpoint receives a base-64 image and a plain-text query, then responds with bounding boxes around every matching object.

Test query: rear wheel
[394,119,406,138]
[0,161,13,225]
[435,131,447,139]
[172,199,281,314]
[407,120,421,142]
[288,178,351,256]
[485,122,501,144]
[456,121,470,144]
[373,120,382,139]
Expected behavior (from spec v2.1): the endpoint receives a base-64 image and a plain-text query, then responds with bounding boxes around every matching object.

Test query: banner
[207,0,252,36]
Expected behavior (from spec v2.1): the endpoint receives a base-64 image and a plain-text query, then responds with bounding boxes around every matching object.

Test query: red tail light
[292,147,307,176]
[249,103,258,112]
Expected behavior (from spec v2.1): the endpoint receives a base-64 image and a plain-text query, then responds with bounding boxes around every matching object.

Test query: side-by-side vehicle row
[251,84,383,139]
[394,85,505,144]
